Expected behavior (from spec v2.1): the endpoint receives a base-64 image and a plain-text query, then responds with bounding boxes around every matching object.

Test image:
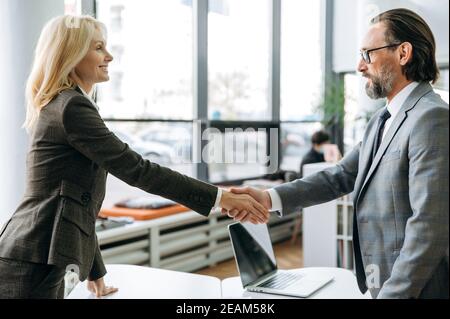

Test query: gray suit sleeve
[378,106,449,299]
[273,143,360,215]
[62,96,218,216]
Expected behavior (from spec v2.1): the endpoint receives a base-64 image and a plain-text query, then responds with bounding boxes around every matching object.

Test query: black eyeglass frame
[360,43,402,64]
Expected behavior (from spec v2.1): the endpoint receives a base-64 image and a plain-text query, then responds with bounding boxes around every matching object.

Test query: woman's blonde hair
[24,15,106,132]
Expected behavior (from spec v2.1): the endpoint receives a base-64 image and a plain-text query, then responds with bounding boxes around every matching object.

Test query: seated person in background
[299,130,341,178]
[264,130,341,182]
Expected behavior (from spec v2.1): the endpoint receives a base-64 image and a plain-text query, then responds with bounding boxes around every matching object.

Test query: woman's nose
[106,51,113,62]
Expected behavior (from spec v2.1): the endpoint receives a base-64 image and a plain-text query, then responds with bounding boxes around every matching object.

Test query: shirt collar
[78,86,93,98]
[77,86,99,110]
[386,81,419,119]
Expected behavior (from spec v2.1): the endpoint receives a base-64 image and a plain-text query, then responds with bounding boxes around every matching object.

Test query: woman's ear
[399,42,413,66]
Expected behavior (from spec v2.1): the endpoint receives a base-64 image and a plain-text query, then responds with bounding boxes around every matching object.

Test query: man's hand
[221,187,272,223]
[220,189,270,224]
[87,277,118,298]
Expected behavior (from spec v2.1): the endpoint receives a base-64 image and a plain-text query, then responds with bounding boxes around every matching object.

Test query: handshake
[219,187,272,224]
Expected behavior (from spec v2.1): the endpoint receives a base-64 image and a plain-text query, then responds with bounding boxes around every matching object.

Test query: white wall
[333,0,449,73]
[0,0,64,226]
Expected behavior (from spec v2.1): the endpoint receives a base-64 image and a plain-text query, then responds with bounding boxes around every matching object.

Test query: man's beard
[364,64,395,99]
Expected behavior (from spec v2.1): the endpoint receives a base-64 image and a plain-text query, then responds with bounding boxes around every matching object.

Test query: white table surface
[221,267,372,299]
[67,264,221,299]
[67,265,371,299]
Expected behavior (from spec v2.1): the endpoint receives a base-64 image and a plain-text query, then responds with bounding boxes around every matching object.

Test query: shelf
[303,195,355,271]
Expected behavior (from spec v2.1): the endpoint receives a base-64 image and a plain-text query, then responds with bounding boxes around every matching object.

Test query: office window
[279,0,323,172]
[343,73,367,153]
[96,0,193,120]
[280,0,323,121]
[208,0,271,120]
[105,121,193,170]
[102,121,194,207]
[279,122,323,172]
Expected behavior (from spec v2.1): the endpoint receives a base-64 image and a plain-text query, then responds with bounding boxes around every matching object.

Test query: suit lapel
[361,112,407,191]
[355,82,433,207]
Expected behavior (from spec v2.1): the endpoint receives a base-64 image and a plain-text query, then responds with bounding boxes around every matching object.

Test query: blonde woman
[0,15,269,299]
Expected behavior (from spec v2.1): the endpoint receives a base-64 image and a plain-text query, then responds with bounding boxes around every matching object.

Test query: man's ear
[399,42,413,66]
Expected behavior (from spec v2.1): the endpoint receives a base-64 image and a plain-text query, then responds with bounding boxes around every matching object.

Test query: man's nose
[357,58,367,73]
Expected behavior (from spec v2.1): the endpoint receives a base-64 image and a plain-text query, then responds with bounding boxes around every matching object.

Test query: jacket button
[81,192,91,204]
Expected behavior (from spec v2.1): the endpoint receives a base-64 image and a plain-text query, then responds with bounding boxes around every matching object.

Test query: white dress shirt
[78,86,99,110]
[213,189,222,209]
[268,81,420,215]
[382,81,419,141]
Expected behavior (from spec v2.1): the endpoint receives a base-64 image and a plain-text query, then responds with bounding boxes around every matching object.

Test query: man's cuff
[267,188,283,217]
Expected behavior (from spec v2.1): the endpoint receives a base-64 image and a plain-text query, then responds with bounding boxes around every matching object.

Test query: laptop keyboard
[259,272,304,290]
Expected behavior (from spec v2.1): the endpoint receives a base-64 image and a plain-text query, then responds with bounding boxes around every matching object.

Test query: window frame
[84,0,332,184]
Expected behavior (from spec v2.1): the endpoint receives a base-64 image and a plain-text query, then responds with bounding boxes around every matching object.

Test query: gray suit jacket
[0,87,218,282]
[274,82,449,299]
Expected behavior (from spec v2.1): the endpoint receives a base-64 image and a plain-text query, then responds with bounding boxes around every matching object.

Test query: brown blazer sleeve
[62,96,218,216]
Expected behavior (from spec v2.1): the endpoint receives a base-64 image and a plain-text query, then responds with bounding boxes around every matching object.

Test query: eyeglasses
[360,43,402,64]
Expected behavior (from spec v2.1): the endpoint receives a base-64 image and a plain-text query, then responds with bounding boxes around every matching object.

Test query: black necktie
[372,108,391,161]
[353,107,391,293]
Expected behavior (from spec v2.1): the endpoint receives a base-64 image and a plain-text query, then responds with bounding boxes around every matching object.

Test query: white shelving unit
[336,196,354,270]
[97,210,298,273]
[302,163,355,272]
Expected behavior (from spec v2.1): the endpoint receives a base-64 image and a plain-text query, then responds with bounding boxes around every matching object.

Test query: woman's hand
[87,277,118,298]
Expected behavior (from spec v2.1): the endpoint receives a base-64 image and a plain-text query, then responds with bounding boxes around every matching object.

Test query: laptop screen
[228,223,277,287]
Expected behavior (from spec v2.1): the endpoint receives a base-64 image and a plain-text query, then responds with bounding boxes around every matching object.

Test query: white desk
[67,264,221,299]
[222,267,371,299]
[68,265,371,299]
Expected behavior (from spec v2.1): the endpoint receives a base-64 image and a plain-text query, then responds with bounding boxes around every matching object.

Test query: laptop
[228,222,334,298]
